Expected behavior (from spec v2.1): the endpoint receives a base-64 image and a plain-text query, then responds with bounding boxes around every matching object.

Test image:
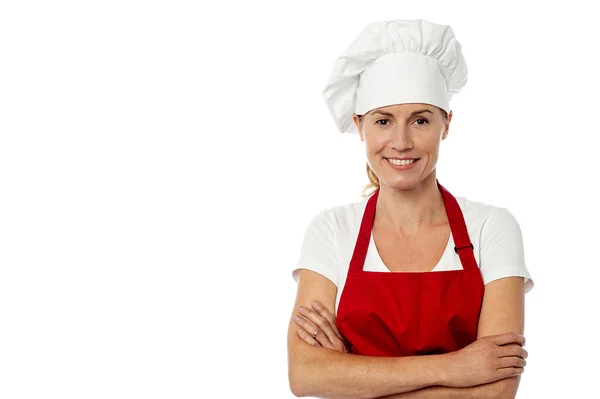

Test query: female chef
[287,19,534,399]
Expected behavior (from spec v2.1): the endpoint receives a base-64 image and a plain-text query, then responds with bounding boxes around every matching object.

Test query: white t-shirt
[292,195,534,315]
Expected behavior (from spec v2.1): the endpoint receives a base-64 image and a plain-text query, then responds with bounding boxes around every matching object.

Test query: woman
[287,19,534,399]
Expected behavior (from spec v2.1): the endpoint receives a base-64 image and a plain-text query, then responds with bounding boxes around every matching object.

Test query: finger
[310,304,348,353]
[312,301,344,341]
[296,327,321,347]
[496,367,524,381]
[293,314,318,338]
[303,305,348,353]
[294,314,335,350]
[490,332,525,347]
[498,356,526,369]
[297,306,341,350]
[499,344,528,359]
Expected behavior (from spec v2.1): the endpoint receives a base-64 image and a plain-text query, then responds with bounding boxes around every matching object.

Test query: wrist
[431,352,454,386]
[393,352,453,390]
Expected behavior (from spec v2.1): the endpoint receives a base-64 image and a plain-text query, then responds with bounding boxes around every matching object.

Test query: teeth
[388,158,416,166]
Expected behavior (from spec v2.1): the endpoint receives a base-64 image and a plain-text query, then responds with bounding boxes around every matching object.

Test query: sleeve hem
[481,264,534,294]
[292,264,338,287]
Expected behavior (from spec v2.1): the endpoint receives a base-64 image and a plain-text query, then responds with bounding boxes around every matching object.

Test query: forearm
[375,376,521,399]
[290,344,450,399]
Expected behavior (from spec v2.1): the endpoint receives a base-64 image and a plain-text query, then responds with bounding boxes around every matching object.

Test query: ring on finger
[312,328,321,338]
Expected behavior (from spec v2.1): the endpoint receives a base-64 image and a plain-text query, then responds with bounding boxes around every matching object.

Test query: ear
[442,111,453,141]
[352,114,364,142]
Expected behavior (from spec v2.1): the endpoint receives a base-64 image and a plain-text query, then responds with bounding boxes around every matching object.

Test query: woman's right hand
[442,332,528,388]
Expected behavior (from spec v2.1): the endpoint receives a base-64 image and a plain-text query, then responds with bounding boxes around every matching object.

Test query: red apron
[336,180,484,357]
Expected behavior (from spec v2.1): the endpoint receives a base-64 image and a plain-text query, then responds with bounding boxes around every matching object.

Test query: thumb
[490,332,525,347]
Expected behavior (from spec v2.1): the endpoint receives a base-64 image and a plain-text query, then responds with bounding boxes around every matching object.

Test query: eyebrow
[370,109,434,118]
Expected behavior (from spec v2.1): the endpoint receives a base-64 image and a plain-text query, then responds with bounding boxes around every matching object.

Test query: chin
[382,178,419,190]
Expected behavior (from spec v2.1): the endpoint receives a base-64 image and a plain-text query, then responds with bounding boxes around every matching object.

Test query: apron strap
[348,187,379,273]
[349,180,478,273]
[437,180,478,271]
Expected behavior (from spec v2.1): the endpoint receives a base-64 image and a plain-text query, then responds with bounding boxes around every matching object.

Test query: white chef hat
[323,19,468,134]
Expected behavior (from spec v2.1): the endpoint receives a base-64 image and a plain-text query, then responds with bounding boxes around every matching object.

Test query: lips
[385,157,420,164]
[385,157,420,170]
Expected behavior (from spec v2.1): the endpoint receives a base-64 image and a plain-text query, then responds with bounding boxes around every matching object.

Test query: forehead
[366,103,437,116]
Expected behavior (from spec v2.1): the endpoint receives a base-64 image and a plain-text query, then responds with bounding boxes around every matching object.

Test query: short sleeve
[479,208,534,293]
[292,210,339,287]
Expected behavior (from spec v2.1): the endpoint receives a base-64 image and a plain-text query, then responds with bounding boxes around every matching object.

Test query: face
[352,103,452,190]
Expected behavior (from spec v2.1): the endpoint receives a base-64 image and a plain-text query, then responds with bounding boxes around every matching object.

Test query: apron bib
[336,180,484,357]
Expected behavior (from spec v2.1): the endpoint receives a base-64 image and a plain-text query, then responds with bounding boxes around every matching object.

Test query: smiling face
[353,103,452,190]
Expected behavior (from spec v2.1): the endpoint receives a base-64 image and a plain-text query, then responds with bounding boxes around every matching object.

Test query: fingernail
[298,306,305,312]
[294,315,301,321]
[312,301,321,308]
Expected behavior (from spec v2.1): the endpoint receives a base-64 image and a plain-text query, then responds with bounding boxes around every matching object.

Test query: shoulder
[455,195,519,235]
[455,195,526,256]
[456,195,505,221]
[294,197,368,285]
[307,196,369,233]
[312,194,517,233]
[457,196,533,292]
[298,196,370,257]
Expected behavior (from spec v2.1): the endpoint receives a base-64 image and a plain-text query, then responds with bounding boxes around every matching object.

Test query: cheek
[364,133,388,151]
[417,135,442,151]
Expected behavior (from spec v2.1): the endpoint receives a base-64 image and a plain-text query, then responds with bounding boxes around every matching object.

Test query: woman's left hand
[293,301,349,353]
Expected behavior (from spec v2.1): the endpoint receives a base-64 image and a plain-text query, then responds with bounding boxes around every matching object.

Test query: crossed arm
[287,269,526,399]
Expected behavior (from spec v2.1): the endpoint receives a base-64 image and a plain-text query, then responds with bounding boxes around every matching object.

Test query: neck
[374,172,447,232]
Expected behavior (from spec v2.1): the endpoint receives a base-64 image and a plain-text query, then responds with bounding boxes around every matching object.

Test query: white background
[1,1,598,398]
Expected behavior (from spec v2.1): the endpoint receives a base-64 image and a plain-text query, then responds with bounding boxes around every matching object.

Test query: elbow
[288,374,305,397]
[490,376,520,399]
[288,363,311,397]
[288,363,332,398]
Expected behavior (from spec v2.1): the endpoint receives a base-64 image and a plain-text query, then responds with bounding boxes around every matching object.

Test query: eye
[413,118,429,125]
[375,119,391,126]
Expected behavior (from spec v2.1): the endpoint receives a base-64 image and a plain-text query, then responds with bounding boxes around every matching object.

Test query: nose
[390,124,413,151]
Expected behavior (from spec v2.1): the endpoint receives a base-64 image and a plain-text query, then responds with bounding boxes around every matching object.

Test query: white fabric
[292,195,534,316]
[322,19,468,134]
[355,53,451,116]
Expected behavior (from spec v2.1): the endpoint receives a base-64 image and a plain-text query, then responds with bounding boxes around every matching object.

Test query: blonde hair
[359,108,449,198]
[362,163,380,198]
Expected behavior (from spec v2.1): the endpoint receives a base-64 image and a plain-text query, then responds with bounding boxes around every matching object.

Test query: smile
[385,158,420,170]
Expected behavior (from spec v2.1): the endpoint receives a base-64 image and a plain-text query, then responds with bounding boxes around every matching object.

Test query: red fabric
[336,180,484,357]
